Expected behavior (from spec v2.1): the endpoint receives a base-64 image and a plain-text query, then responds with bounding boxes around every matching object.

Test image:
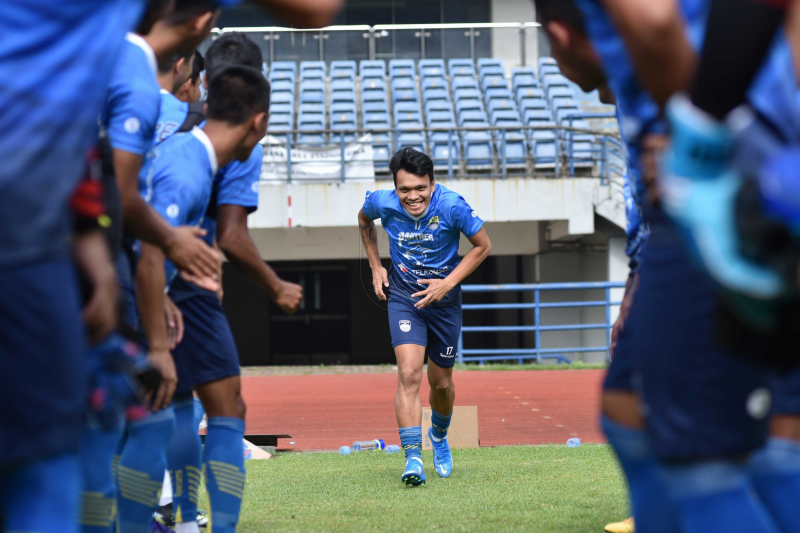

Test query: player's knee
[397,366,422,389]
[430,375,453,394]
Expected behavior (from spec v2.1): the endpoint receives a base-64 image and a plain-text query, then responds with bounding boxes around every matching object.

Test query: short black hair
[190,51,205,84]
[136,0,174,35]
[164,0,218,26]
[389,148,435,186]
[205,32,263,80]
[158,50,193,75]
[206,65,271,125]
[533,0,586,36]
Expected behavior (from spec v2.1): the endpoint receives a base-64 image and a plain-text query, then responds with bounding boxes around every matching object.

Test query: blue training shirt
[147,127,218,288]
[362,184,484,307]
[155,90,190,145]
[0,0,145,267]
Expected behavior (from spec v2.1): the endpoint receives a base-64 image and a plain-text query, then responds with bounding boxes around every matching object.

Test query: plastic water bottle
[242,441,253,459]
[567,438,581,448]
[385,445,402,454]
[339,446,351,455]
[352,439,385,452]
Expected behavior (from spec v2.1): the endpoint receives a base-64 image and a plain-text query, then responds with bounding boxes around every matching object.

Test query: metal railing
[261,124,624,182]
[457,281,625,365]
[212,22,541,65]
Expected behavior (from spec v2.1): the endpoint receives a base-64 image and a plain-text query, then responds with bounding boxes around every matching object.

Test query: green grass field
[210,444,627,532]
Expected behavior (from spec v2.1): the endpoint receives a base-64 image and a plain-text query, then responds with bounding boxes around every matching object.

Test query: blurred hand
[167,226,221,280]
[273,279,303,314]
[164,295,184,350]
[412,278,453,309]
[371,266,389,301]
[145,350,177,411]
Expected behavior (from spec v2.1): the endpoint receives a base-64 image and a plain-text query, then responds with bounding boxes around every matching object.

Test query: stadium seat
[361,86,388,103]
[268,113,293,132]
[419,59,446,80]
[479,65,505,79]
[452,77,479,92]
[390,78,419,103]
[512,72,539,93]
[425,99,454,116]
[359,59,386,78]
[480,75,508,93]
[543,74,570,92]
[297,113,325,145]
[539,64,561,78]
[488,98,518,118]
[531,127,557,169]
[269,70,296,84]
[270,103,293,116]
[271,78,294,95]
[331,102,357,116]
[448,58,475,73]
[516,86,546,105]
[477,58,503,71]
[394,101,422,116]
[421,76,448,92]
[270,61,297,76]
[330,111,358,143]
[331,89,357,106]
[523,108,554,127]
[270,91,294,105]
[389,59,415,81]
[422,87,450,105]
[456,99,485,121]
[427,111,459,166]
[299,80,325,104]
[300,61,326,81]
[484,87,513,104]
[538,57,557,69]
[511,66,537,85]
[330,60,357,81]
[299,102,325,116]
[362,101,389,115]
[454,87,481,102]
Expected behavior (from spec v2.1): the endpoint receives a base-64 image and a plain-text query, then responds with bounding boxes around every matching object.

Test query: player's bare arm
[412,227,491,309]
[216,204,303,314]
[113,148,221,285]
[358,208,389,301]
[600,0,696,108]
[135,241,178,411]
[72,230,119,344]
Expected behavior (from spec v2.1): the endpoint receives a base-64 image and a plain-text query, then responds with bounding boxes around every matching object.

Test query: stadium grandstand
[203,3,628,370]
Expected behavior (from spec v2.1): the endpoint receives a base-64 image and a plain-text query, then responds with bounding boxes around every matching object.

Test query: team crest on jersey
[397,263,408,273]
[399,320,411,332]
[427,215,440,230]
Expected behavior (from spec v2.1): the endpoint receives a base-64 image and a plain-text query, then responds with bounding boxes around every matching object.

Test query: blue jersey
[155,90,190,145]
[147,127,218,285]
[104,33,161,202]
[362,185,484,307]
[0,0,145,267]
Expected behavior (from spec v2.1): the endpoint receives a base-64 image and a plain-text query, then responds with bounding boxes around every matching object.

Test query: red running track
[242,370,605,451]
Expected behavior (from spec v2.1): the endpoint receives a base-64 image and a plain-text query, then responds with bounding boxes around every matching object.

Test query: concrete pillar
[490,0,537,68]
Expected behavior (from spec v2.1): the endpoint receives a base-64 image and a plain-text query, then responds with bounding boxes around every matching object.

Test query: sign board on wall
[260,133,375,181]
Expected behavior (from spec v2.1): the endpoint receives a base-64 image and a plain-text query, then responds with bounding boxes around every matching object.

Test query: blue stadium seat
[362,101,389,115]
[330,111,358,142]
[331,78,355,92]
[459,109,489,126]
[477,58,503,71]
[390,78,418,103]
[359,59,386,78]
[511,66,537,84]
[516,86,546,105]
[331,102,356,115]
[538,57,557,70]
[270,91,294,105]
[361,87,388,104]
[297,114,325,145]
[299,80,325,104]
[455,99,485,121]
[543,74,570,91]
[488,98,517,118]
[532,128,557,169]
[478,65,505,78]
[419,59,446,79]
[556,106,581,125]
[427,113,459,166]
[270,61,297,76]
[268,113,293,133]
[300,61,326,81]
[548,85,576,101]
[523,108,554,127]
[422,87,450,105]
[480,75,508,92]
[299,102,325,116]
[454,86,481,100]
[270,103,293,116]
[448,58,475,74]
[484,87,513,103]
[421,76,448,92]
[331,89,356,106]
[539,64,561,78]
[425,99,454,116]
[396,132,426,154]
[493,117,527,166]
[330,60,356,81]
[270,78,294,95]
[451,77,479,92]
[269,70,295,84]
[389,59,415,81]
[394,101,422,115]
[512,72,539,93]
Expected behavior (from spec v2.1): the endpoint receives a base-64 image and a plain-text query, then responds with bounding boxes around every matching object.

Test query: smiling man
[358,147,491,486]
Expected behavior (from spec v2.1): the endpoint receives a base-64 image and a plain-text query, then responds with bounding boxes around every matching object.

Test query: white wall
[489,0,538,68]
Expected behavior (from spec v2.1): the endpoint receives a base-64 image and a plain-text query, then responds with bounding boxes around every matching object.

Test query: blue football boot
[401,456,426,486]
[428,427,453,478]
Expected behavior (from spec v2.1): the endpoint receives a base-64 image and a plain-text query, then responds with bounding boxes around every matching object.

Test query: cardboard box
[422,406,479,450]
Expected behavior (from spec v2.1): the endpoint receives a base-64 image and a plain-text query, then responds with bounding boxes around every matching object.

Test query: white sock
[176,522,201,533]
[159,470,172,506]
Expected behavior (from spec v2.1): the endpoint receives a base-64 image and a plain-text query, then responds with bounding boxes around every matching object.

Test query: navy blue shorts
[630,220,772,462]
[0,259,86,465]
[771,367,800,415]
[172,293,240,395]
[387,296,461,369]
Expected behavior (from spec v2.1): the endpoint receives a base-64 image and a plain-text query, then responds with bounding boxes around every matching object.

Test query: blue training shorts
[172,292,240,395]
[0,259,86,465]
[630,216,772,462]
[387,295,461,369]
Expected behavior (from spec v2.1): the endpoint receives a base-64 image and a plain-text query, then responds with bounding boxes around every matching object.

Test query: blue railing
[457,281,625,365]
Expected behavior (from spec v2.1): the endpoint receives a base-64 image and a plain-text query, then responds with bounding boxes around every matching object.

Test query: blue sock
[601,415,681,533]
[115,408,175,533]
[430,409,452,442]
[167,398,202,526]
[0,453,81,533]
[661,461,779,533]
[193,396,206,430]
[750,437,800,533]
[203,417,246,533]
[399,426,423,462]
[78,424,124,533]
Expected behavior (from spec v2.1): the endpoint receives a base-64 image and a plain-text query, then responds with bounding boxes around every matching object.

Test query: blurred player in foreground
[358,148,491,486]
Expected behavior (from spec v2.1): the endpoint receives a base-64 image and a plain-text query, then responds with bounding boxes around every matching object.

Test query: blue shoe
[401,457,426,486]
[429,427,453,478]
